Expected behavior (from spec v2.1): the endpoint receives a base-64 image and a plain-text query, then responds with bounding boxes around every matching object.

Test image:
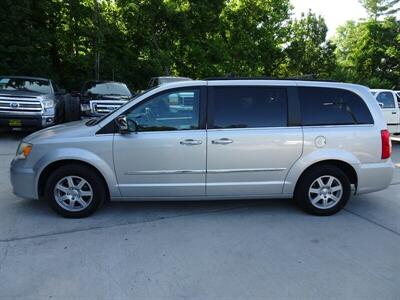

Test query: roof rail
[203,76,339,83]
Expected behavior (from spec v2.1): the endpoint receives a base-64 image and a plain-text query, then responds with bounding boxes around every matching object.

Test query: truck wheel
[44,164,107,218]
[64,95,81,122]
[55,99,65,124]
[294,165,351,216]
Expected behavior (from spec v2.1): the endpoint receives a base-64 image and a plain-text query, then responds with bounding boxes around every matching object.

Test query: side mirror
[115,115,138,133]
[115,115,129,134]
[378,102,384,108]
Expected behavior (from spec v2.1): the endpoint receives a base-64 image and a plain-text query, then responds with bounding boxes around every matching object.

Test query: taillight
[381,129,391,159]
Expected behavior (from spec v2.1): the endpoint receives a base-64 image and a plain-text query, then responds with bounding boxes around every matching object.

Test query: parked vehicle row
[0,76,192,131]
[10,79,394,218]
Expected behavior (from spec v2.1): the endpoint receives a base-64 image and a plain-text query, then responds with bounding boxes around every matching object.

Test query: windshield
[82,82,132,97]
[160,77,191,84]
[87,88,156,126]
[0,77,51,93]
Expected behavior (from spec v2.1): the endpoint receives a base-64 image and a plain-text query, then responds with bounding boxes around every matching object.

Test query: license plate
[9,119,22,127]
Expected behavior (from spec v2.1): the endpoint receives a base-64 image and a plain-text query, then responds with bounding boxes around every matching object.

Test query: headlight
[81,103,90,111]
[16,142,33,160]
[43,99,54,109]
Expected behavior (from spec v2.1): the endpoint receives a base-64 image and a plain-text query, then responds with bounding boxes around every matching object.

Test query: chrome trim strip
[125,168,285,175]
[118,183,205,187]
[0,98,40,102]
[125,170,205,175]
[207,181,284,186]
[0,107,42,111]
[0,111,43,116]
[208,168,286,174]
[0,100,42,105]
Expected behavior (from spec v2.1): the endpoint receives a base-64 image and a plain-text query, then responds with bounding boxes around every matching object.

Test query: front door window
[126,89,200,132]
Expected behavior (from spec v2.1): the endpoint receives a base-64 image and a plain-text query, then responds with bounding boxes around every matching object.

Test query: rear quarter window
[299,87,374,126]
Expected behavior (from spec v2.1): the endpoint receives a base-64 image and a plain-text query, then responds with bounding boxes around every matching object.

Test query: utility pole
[94,0,100,80]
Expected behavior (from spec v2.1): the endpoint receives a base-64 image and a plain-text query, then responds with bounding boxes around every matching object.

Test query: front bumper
[10,158,38,199]
[81,100,128,117]
[356,160,395,194]
[0,113,55,130]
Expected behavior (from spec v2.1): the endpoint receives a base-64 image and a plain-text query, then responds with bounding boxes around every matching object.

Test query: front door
[113,87,206,198]
[206,85,303,196]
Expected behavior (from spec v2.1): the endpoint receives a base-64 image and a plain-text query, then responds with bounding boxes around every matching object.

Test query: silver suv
[10,79,394,218]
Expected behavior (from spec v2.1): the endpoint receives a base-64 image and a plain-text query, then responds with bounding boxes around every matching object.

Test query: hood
[0,90,45,97]
[81,94,131,101]
[24,120,100,143]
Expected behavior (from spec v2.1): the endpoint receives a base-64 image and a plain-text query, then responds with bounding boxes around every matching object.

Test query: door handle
[180,139,202,146]
[211,138,234,145]
[392,112,397,114]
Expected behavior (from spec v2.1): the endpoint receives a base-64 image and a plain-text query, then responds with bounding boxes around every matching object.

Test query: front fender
[283,149,361,194]
[33,147,120,198]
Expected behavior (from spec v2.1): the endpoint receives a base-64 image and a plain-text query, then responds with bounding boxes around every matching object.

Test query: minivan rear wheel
[44,164,106,218]
[295,165,351,216]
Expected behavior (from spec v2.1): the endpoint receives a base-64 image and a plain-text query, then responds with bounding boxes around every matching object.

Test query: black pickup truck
[0,76,80,130]
[78,81,133,117]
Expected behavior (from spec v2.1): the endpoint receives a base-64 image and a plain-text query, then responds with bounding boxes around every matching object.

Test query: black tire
[44,164,107,218]
[294,165,351,216]
[64,95,81,122]
[55,99,65,124]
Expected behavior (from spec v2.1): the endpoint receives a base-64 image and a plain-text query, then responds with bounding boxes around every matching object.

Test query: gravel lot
[0,132,399,299]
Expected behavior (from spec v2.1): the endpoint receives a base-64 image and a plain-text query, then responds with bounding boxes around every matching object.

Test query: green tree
[278,11,337,78]
[359,0,400,20]
[0,0,52,77]
[220,0,292,76]
[165,0,227,78]
[2,0,398,91]
[334,17,400,88]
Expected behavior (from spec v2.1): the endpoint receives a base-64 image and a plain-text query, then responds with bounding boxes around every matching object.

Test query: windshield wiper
[86,118,100,126]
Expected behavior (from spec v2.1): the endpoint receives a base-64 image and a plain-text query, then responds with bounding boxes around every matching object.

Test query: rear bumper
[0,113,55,130]
[356,160,395,194]
[10,159,37,199]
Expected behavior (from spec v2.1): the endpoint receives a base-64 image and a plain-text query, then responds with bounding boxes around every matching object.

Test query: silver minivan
[10,79,394,218]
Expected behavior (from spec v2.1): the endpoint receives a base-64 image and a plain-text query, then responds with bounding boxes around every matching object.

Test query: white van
[370,89,400,135]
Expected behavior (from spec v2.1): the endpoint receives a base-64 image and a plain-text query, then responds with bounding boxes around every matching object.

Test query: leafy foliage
[359,0,400,19]
[0,0,398,90]
[334,17,400,88]
[278,11,336,78]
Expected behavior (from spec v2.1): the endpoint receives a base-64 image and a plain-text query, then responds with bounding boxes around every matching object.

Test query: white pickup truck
[371,89,400,135]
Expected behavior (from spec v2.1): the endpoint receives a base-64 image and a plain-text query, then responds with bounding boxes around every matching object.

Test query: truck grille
[0,94,42,113]
[90,100,128,114]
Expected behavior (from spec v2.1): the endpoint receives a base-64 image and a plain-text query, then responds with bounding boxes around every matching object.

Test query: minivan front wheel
[295,165,351,216]
[44,164,106,218]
